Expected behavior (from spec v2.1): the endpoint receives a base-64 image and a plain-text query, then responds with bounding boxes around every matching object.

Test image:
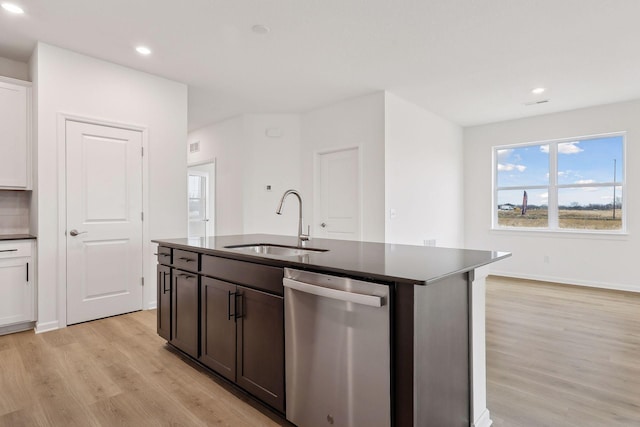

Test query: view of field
[498,208,622,230]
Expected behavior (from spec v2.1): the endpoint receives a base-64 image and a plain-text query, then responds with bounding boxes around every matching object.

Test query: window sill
[490,227,629,240]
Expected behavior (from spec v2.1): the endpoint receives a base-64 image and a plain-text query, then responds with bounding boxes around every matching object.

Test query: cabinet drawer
[157,246,172,265]
[173,249,199,272]
[0,241,32,259]
[201,255,284,295]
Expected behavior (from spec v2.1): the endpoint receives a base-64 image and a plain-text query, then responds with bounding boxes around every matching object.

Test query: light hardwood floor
[0,309,288,427]
[1,277,638,426]
[487,276,640,427]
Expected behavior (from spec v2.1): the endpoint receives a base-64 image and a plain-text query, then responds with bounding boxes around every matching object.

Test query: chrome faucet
[276,189,310,245]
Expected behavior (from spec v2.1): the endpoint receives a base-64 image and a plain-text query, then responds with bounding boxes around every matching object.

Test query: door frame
[187,158,216,238]
[55,113,149,329]
[313,145,363,239]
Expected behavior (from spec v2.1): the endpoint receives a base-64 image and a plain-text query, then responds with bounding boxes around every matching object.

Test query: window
[494,133,625,232]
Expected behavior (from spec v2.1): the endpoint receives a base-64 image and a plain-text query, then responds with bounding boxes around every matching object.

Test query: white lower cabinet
[0,240,35,328]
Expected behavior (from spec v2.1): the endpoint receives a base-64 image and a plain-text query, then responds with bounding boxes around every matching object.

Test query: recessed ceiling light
[531,87,546,95]
[1,3,24,14]
[252,24,270,35]
[136,46,152,55]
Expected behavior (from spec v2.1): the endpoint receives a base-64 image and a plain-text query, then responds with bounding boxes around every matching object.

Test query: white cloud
[540,192,548,199]
[498,163,526,172]
[558,141,583,154]
[496,149,513,160]
[539,142,583,154]
[575,179,595,184]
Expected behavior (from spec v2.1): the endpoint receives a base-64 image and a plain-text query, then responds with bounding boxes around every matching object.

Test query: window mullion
[548,143,558,229]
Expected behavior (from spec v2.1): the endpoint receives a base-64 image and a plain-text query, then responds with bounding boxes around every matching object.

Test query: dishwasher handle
[283,277,385,307]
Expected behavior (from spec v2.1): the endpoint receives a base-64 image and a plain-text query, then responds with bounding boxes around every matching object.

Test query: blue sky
[497,135,623,207]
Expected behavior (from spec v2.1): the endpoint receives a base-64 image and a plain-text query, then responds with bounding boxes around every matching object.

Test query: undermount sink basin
[224,243,328,257]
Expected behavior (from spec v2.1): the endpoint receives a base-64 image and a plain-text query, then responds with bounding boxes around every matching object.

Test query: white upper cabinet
[0,77,31,190]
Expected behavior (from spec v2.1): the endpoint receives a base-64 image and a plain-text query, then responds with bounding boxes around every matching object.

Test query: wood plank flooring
[0,310,288,427]
[486,276,640,427]
[1,278,638,426]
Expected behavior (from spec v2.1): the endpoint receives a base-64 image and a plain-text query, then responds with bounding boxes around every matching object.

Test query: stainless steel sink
[224,244,328,257]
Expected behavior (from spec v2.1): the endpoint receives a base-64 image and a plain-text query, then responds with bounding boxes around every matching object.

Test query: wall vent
[189,141,200,153]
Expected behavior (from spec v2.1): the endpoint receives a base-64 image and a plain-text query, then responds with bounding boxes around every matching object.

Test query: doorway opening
[188,161,215,238]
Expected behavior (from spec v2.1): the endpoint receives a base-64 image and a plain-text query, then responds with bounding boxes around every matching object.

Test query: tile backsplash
[0,191,31,234]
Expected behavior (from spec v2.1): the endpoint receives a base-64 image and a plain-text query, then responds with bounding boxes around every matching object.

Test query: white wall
[34,43,188,331]
[189,116,244,235]
[385,93,464,247]
[188,114,302,236]
[243,114,302,236]
[464,99,640,292]
[0,56,29,81]
[302,92,386,242]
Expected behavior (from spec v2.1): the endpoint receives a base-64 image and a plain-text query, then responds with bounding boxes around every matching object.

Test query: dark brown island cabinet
[153,234,510,427]
[155,245,285,413]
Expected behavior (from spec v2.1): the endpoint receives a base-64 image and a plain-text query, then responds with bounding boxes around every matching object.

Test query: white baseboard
[0,321,35,336]
[490,270,640,294]
[35,320,60,334]
[473,408,493,427]
[146,301,157,310]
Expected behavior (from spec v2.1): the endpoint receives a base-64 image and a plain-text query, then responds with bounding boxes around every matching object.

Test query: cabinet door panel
[200,277,236,381]
[0,81,28,189]
[171,270,199,358]
[156,264,171,341]
[0,257,32,325]
[236,286,284,412]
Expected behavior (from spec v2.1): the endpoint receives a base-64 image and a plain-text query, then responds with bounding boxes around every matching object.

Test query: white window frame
[492,131,627,234]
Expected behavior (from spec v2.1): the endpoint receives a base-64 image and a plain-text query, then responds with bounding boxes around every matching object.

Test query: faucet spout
[276,189,310,245]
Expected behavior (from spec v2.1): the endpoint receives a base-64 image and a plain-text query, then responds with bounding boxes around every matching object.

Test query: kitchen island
[152,234,510,427]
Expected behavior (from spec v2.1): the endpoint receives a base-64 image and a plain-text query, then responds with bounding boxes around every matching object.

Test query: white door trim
[55,113,149,329]
[187,157,216,167]
[313,145,364,239]
[187,158,217,237]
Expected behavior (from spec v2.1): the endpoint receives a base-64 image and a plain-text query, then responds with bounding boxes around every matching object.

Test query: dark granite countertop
[0,234,36,241]
[152,234,510,286]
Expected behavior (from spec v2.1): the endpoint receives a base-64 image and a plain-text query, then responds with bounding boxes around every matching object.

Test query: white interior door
[316,147,361,240]
[66,120,143,325]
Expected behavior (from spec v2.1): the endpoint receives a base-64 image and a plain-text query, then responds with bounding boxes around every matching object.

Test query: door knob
[69,229,88,236]
[320,223,327,228]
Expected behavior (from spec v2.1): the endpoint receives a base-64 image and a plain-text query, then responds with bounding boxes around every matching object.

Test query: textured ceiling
[2,0,639,131]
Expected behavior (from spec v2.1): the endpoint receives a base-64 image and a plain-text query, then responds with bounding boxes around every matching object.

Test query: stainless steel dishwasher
[283,268,390,427]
